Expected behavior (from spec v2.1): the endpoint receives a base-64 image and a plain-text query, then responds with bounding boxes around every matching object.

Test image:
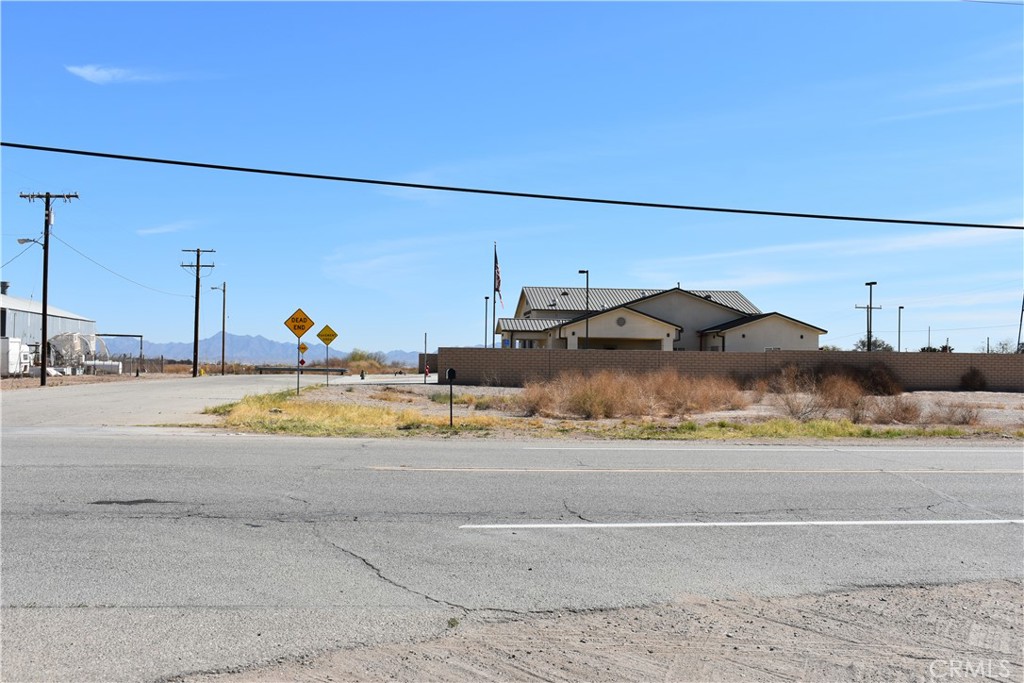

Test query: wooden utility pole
[181,249,215,377]
[19,192,78,386]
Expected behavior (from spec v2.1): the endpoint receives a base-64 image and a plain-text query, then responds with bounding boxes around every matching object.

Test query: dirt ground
[4,372,1023,434]
[8,373,1024,682]
[302,381,1024,435]
[184,580,1023,683]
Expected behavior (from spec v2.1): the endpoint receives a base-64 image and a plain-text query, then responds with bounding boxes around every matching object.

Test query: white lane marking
[460,519,1024,530]
[522,447,1019,453]
[371,467,1020,474]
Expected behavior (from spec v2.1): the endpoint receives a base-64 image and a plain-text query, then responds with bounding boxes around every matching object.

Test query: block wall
[435,348,1024,392]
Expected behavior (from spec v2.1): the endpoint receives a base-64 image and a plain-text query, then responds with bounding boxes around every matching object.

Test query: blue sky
[2,1,1021,354]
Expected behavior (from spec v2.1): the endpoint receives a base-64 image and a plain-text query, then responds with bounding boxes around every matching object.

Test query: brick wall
[435,348,1024,392]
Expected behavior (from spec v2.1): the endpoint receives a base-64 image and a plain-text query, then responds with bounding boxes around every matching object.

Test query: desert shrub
[809,361,902,396]
[818,374,866,410]
[928,401,981,426]
[775,391,827,421]
[766,366,825,420]
[862,363,902,395]
[509,371,745,420]
[844,395,876,424]
[959,368,988,391]
[513,381,555,417]
[692,375,748,412]
[870,394,922,424]
[563,370,622,418]
[769,364,811,395]
[744,376,771,403]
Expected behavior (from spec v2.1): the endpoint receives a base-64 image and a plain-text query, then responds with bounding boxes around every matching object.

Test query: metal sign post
[285,308,314,395]
[317,325,338,386]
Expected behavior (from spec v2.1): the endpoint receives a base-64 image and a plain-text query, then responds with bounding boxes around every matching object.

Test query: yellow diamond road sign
[298,342,309,354]
[285,308,314,338]
[317,325,338,346]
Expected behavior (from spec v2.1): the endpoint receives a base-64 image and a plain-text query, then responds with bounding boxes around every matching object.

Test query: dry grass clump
[214,390,510,436]
[429,392,513,411]
[928,401,982,426]
[759,363,914,422]
[769,365,826,420]
[870,394,923,424]
[510,370,746,420]
[818,374,866,410]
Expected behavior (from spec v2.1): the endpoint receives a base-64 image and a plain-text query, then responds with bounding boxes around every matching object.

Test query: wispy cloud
[66,64,173,85]
[878,97,1023,123]
[321,232,469,287]
[136,221,195,236]
[907,75,1023,99]
[634,228,1017,273]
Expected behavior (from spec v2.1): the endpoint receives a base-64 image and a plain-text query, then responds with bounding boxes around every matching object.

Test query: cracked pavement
[3,431,1022,682]
[2,377,1022,682]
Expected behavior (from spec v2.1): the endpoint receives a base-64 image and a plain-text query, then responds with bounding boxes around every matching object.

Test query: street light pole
[19,192,78,386]
[578,269,589,350]
[898,305,904,353]
[484,295,489,348]
[211,282,226,375]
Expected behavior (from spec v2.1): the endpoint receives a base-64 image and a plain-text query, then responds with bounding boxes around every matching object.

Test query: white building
[497,286,826,351]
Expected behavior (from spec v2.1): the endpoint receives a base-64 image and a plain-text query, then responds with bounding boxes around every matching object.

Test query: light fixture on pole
[578,269,589,350]
[211,282,227,375]
[898,305,904,353]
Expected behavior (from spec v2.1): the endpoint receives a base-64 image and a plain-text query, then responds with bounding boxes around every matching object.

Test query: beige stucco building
[496,286,826,351]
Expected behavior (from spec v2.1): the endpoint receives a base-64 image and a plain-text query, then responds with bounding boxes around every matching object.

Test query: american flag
[494,244,503,307]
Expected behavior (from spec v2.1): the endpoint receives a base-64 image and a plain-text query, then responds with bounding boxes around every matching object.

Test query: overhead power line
[2,241,38,269]
[3,141,1021,231]
[50,233,192,298]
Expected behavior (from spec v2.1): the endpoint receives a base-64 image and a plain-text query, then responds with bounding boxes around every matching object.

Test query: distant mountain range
[102,333,419,366]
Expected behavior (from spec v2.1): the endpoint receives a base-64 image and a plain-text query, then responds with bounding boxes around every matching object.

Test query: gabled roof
[520,286,759,315]
[626,287,762,316]
[557,305,681,331]
[522,287,661,313]
[700,312,827,334]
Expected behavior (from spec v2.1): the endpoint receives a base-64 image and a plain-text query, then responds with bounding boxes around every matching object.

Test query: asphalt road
[1,378,1022,682]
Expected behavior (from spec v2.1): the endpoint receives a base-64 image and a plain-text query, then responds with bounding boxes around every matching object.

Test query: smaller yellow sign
[285,308,314,338]
[317,325,338,346]
[298,342,309,354]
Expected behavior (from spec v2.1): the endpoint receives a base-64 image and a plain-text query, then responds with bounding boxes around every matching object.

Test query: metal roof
[683,290,761,315]
[521,287,760,316]
[700,312,827,334]
[523,287,663,313]
[496,317,568,332]
[0,294,94,322]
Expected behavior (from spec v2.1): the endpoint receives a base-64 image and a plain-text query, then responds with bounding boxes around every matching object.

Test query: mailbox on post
[446,368,457,426]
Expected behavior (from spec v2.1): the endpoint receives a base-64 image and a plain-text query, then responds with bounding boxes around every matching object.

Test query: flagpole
[492,243,498,348]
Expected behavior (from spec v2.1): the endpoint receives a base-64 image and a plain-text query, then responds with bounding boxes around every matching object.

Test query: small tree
[853,336,894,352]
[976,338,1016,354]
